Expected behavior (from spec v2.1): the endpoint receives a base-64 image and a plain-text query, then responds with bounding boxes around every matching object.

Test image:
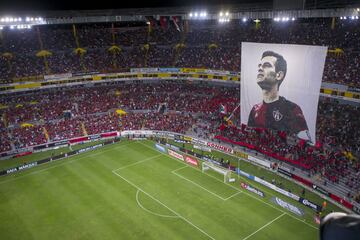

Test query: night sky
[0,0,271,11]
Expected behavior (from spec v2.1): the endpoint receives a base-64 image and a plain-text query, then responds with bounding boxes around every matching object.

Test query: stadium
[0,0,359,239]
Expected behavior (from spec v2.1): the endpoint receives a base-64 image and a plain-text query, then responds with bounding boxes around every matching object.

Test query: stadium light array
[0,16,45,26]
[340,16,358,20]
[189,11,207,19]
[219,18,230,23]
[274,17,294,22]
[218,11,230,23]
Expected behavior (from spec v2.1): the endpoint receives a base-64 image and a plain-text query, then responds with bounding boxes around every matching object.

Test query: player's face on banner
[257,56,278,90]
[241,42,328,142]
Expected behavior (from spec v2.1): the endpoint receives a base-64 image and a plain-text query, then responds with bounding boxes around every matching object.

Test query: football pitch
[0,140,319,240]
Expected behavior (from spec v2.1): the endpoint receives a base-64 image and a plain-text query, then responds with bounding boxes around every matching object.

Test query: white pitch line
[135,190,178,218]
[223,192,242,201]
[140,141,243,193]
[241,213,286,240]
[112,170,216,240]
[138,141,318,230]
[112,154,162,171]
[172,165,189,173]
[0,141,134,185]
[172,170,228,201]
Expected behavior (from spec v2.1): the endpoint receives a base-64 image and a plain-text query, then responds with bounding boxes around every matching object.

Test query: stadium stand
[0,18,359,205]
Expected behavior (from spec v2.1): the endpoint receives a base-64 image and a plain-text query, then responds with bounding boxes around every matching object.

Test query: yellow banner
[92,75,102,81]
[15,83,41,89]
[181,68,206,73]
[21,123,34,128]
[234,151,248,159]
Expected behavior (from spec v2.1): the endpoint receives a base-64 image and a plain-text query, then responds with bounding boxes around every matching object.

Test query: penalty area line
[172,170,229,201]
[112,170,216,240]
[138,141,318,231]
[241,213,286,240]
[112,154,163,171]
[135,190,178,218]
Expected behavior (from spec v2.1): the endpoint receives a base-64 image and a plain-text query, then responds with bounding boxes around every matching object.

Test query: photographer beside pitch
[248,51,311,140]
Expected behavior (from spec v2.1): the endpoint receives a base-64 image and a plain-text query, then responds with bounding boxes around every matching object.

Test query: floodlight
[219,12,223,17]
[189,13,193,17]
[0,26,3,30]
[10,25,14,29]
[225,12,229,16]
[194,12,198,17]
[26,17,30,22]
[242,18,247,22]
[291,17,295,21]
[356,16,359,19]
[351,16,355,20]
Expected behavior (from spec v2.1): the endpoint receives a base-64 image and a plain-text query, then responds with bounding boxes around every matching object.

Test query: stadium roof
[0,0,359,14]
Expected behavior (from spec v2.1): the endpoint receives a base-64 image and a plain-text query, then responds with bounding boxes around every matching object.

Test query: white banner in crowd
[241,42,327,142]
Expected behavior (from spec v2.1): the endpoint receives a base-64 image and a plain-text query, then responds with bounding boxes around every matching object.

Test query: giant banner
[241,42,327,142]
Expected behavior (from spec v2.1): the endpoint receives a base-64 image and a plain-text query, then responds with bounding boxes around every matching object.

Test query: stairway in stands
[2,112,8,128]
[81,122,88,136]
[42,127,50,142]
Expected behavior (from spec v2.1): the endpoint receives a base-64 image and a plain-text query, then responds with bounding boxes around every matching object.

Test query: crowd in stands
[0,18,359,202]
[0,121,11,152]
[0,19,360,86]
[12,125,47,149]
[0,80,359,201]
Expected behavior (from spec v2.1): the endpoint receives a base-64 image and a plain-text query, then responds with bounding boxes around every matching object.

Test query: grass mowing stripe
[138,140,318,231]
[0,141,134,185]
[241,213,286,240]
[112,170,216,240]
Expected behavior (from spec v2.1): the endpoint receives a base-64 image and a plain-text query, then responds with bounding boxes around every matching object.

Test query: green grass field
[0,140,321,240]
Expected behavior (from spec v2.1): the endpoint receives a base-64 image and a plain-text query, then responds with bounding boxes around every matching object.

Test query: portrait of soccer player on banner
[241,42,328,143]
[247,51,309,137]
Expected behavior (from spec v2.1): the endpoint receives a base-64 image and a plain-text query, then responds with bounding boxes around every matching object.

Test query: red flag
[160,16,169,30]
